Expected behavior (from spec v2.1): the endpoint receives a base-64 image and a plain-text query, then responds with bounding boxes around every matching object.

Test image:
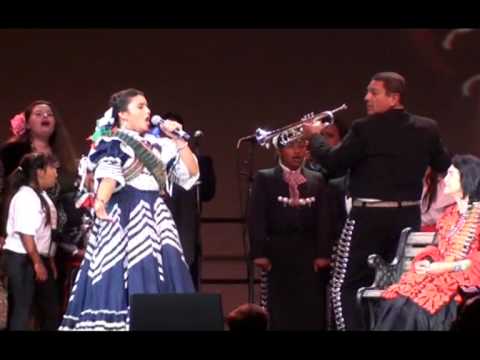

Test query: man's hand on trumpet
[301,112,328,140]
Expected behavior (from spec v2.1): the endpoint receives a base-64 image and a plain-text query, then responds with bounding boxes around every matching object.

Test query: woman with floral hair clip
[59,88,199,331]
[0,100,78,235]
[0,101,79,324]
[0,100,77,179]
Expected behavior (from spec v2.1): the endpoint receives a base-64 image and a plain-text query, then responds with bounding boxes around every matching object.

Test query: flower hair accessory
[97,108,115,128]
[89,107,116,144]
[10,112,26,137]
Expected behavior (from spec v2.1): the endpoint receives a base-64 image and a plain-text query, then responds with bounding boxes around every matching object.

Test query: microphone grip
[151,115,191,141]
[173,129,191,141]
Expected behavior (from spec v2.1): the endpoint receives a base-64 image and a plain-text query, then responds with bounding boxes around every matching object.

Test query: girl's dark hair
[452,154,480,202]
[1,152,58,234]
[109,88,145,127]
[6,100,77,176]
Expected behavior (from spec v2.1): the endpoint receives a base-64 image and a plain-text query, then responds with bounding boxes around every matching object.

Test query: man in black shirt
[303,72,451,330]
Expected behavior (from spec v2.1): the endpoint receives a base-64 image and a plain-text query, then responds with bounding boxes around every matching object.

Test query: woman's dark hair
[422,168,439,212]
[452,154,480,202]
[109,88,145,127]
[1,152,58,234]
[5,100,77,176]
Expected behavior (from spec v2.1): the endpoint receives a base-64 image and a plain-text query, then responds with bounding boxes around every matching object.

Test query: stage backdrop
[1,29,479,308]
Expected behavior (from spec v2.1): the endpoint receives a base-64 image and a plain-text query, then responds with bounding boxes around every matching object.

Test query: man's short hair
[371,71,406,104]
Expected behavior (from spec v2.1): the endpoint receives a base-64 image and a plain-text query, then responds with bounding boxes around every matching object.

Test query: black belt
[352,199,420,208]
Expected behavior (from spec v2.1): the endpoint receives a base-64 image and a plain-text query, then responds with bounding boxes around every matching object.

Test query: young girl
[1,152,60,330]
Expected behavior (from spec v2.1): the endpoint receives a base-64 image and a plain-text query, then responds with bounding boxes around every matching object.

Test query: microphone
[191,130,204,153]
[151,115,191,141]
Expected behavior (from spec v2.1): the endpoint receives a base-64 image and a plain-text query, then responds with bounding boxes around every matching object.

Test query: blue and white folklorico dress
[59,129,198,330]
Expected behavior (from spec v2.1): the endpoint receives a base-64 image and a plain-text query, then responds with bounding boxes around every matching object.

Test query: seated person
[374,154,480,331]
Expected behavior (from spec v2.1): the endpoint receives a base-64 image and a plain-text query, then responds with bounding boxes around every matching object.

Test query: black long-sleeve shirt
[309,109,451,201]
[248,166,335,260]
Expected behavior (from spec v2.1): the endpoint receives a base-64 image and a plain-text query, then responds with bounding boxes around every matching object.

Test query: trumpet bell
[255,128,271,146]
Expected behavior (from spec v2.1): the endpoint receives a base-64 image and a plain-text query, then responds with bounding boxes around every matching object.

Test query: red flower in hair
[10,112,26,136]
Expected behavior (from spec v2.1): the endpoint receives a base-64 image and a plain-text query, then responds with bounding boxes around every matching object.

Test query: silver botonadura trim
[260,270,269,310]
[329,218,355,331]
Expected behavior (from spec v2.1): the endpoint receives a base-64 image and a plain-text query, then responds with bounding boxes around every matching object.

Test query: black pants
[330,205,420,331]
[4,251,59,331]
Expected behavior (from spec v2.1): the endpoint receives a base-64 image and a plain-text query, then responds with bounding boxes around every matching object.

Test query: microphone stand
[236,137,257,304]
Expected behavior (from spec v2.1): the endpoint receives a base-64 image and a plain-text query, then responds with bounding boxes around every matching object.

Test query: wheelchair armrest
[356,253,399,311]
[356,286,382,308]
[367,254,398,289]
[367,253,388,270]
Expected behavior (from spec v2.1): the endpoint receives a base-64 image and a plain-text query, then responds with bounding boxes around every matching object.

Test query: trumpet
[244,104,347,149]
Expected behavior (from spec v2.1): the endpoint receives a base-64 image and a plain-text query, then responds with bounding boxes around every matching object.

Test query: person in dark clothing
[306,119,349,193]
[303,71,451,330]
[248,134,334,330]
[305,120,349,329]
[158,112,216,290]
[55,188,92,313]
[306,119,349,244]
[226,303,269,331]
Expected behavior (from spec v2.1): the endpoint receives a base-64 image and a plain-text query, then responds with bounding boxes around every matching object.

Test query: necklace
[444,202,480,260]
